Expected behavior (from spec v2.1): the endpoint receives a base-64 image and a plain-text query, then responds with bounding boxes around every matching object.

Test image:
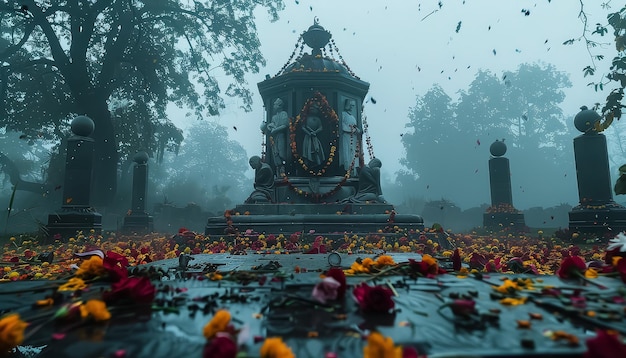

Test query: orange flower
[58,277,87,291]
[79,300,111,321]
[203,310,231,339]
[260,337,295,358]
[376,255,396,267]
[0,313,28,353]
[363,331,402,358]
[75,256,106,278]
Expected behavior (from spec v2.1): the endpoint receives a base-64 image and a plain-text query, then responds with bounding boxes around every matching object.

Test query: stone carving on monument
[568,106,626,235]
[205,20,423,236]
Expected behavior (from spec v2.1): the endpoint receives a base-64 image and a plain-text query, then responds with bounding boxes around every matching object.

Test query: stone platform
[2,252,624,357]
[205,203,424,236]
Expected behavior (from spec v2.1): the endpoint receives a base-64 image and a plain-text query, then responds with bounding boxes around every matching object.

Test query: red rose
[325,268,346,299]
[556,256,586,279]
[203,335,237,358]
[451,248,462,271]
[352,283,395,313]
[103,276,156,304]
[103,251,129,282]
[584,330,626,358]
[449,299,477,317]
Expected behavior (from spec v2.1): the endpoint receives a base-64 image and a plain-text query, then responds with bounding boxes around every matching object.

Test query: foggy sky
[167,0,618,208]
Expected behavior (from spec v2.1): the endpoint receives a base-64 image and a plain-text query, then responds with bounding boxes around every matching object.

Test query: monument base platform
[121,214,154,234]
[482,212,527,231]
[205,203,424,236]
[46,208,102,241]
[569,203,626,235]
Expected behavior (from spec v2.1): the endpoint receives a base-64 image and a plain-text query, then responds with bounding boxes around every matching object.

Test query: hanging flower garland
[289,91,339,176]
[362,113,375,161]
[281,139,361,201]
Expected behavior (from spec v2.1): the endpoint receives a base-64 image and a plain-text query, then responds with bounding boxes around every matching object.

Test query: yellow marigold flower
[0,313,28,353]
[499,297,528,306]
[260,337,295,358]
[208,272,223,281]
[363,331,402,358]
[58,277,87,291]
[376,255,396,267]
[203,310,231,339]
[442,251,453,257]
[612,256,623,267]
[493,279,520,294]
[422,254,437,266]
[75,256,106,278]
[361,257,375,269]
[584,268,599,279]
[79,300,111,321]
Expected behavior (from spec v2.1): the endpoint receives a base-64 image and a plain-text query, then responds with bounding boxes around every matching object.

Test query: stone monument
[483,140,526,230]
[46,116,102,239]
[206,20,423,236]
[569,106,626,234]
[122,151,154,233]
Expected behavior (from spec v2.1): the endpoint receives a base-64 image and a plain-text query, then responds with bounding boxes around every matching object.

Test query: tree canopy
[398,62,576,209]
[0,0,284,205]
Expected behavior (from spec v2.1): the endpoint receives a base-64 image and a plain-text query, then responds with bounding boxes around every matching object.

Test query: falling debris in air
[521,9,530,16]
[455,21,462,33]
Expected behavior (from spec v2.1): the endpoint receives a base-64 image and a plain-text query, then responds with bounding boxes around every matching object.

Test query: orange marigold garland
[289,91,339,176]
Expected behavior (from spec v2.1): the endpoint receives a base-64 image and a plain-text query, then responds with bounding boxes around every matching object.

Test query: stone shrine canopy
[205,20,423,236]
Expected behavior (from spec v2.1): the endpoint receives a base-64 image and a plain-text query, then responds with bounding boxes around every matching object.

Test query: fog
[2,1,625,233]
[167,1,620,213]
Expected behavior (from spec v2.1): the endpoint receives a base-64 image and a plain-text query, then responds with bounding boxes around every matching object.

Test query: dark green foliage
[0,0,285,205]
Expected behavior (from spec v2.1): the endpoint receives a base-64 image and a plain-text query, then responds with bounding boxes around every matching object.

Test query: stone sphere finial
[490,139,507,157]
[133,151,149,164]
[574,106,601,133]
[71,115,95,137]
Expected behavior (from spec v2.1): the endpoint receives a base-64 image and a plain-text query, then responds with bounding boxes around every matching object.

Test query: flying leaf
[455,21,462,33]
[562,39,575,45]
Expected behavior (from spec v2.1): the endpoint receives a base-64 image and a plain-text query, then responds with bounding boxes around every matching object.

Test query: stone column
[483,140,525,230]
[122,152,154,233]
[569,106,626,234]
[46,116,102,240]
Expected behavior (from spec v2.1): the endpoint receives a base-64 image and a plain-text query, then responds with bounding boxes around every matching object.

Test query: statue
[301,104,325,166]
[343,158,386,203]
[245,156,274,203]
[262,98,289,175]
[340,98,361,174]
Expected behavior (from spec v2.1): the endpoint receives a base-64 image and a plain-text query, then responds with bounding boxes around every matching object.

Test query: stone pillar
[46,116,102,240]
[483,140,525,230]
[569,107,626,234]
[122,152,154,233]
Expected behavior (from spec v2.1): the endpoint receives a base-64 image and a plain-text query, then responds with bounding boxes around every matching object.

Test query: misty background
[1,1,625,233]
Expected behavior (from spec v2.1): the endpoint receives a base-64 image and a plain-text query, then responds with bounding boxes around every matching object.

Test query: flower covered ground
[0,228,616,281]
[1,227,626,357]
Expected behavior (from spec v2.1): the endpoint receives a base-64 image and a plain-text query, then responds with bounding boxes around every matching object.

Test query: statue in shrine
[340,98,360,174]
[343,158,386,203]
[262,98,289,175]
[301,103,325,166]
[245,156,274,203]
